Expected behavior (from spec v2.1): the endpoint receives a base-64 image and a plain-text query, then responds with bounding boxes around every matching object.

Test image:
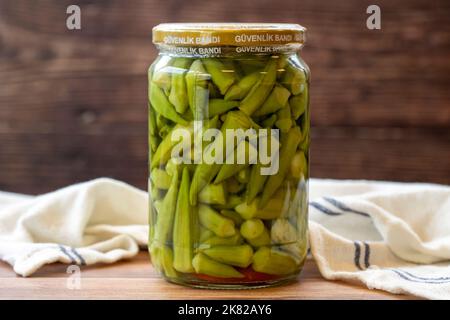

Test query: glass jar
[148,23,310,289]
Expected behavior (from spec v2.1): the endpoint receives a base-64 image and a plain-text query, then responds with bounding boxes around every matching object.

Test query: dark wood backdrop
[0,0,449,194]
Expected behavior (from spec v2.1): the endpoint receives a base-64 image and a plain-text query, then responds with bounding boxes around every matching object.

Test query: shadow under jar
[148,23,310,289]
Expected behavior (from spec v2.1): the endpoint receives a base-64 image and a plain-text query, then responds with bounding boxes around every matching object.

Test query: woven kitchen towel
[0,178,148,277]
[0,178,449,299]
[309,179,450,300]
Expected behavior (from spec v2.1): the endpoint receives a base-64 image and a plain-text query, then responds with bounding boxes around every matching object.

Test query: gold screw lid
[152,23,306,47]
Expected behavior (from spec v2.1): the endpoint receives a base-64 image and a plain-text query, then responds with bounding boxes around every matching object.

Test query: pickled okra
[189,110,258,205]
[149,83,188,126]
[185,59,209,118]
[149,23,309,287]
[202,245,253,268]
[192,253,244,278]
[198,183,227,205]
[173,168,194,273]
[252,247,299,275]
[240,219,271,247]
[169,58,192,114]
[198,204,235,237]
[203,59,235,95]
[239,59,277,115]
[200,232,242,247]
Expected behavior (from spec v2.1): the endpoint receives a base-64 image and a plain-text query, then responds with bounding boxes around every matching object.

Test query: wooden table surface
[0,252,417,300]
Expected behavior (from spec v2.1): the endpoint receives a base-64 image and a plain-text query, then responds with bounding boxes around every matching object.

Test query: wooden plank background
[0,0,449,194]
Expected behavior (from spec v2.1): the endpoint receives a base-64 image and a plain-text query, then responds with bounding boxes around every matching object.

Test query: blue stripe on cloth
[309,202,342,216]
[323,197,370,217]
[70,248,86,266]
[363,242,371,269]
[58,245,77,264]
[354,242,363,270]
[390,269,450,284]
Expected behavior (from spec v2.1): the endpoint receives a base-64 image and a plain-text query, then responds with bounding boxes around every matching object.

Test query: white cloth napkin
[0,179,148,276]
[0,178,449,299]
[309,179,450,300]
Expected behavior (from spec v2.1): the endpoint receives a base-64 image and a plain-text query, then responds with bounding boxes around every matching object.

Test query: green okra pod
[153,200,163,213]
[148,181,157,240]
[275,103,293,133]
[214,140,258,184]
[165,158,183,177]
[240,218,264,238]
[148,192,160,241]
[203,58,235,95]
[290,151,307,179]
[149,82,188,125]
[192,203,200,247]
[208,82,221,99]
[286,183,303,221]
[148,105,158,136]
[199,226,215,243]
[168,58,192,114]
[252,247,299,275]
[236,167,250,184]
[148,103,160,153]
[240,219,271,247]
[190,115,221,163]
[151,188,164,201]
[198,204,236,237]
[220,210,244,226]
[152,71,171,95]
[151,55,174,95]
[270,218,303,259]
[261,114,277,128]
[236,188,287,220]
[149,133,160,154]
[199,232,242,248]
[153,169,179,245]
[182,108,194,121]
[299,111,310,152]
[155,113,170,133]
[173,167,194,273]
[158,124,172,139]
[246,130,279,203]
[289,86,308,120]
[149,244,162,272]
[208,99,239,118]
[192,253,244,278]
[252,85,291,117]
[150,168,172,189]
[276,55,289,78]
[238,58,269,74]
[239,59,277,115]
[225,176,245,194]
[224,72,260,101]
[160,246,178,278]
[151,123,194,169]
[246,163,268,203]
[270,218,297,243]
[185,60,210,119]
[260,126,302,207]
[149,244,178,278]
[189,111,257,205]
[219,113,228,122]
[202,245,253,268]
[213,195,244,210]
[198,183,227,205]
[280,62,306,95]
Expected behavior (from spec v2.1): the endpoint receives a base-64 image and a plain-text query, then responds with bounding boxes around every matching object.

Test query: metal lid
[152,23,306,47]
